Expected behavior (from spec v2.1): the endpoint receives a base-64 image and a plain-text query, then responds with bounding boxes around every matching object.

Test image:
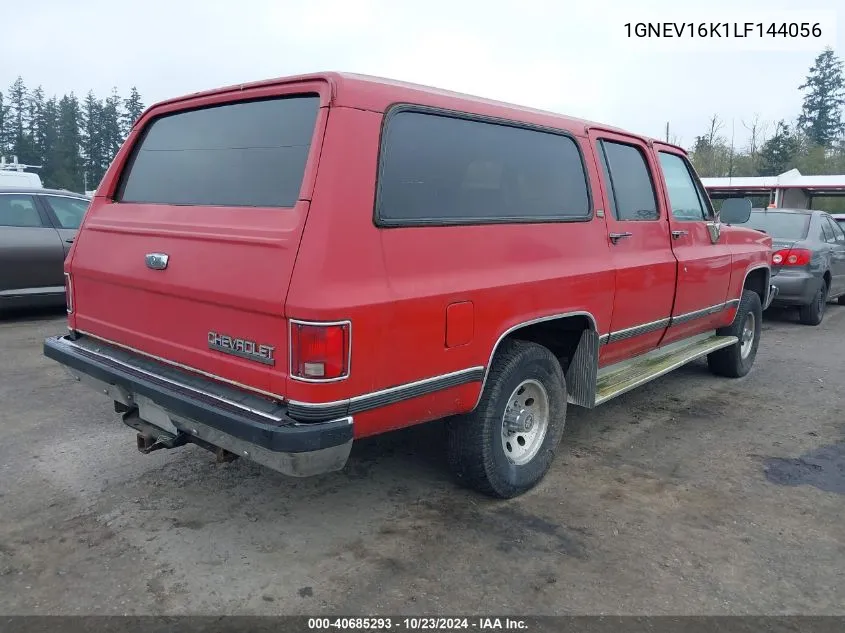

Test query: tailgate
[68,87,329,399]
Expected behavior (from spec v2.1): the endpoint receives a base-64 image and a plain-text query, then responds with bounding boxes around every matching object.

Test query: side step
[594,333,738,406]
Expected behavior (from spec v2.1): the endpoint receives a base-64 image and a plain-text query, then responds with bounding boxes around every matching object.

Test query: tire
[837,294,845,306]
[446,339,567,499]
[798,280,828,326]
[707,289,762,378]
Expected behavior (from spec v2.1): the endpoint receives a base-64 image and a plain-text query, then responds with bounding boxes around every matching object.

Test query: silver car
[0,187,90,311]
[735,208,845,325]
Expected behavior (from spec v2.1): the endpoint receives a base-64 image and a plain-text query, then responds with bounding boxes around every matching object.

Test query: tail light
[290,320,350,381]
[772,248,811,266]
[64,272,73,314]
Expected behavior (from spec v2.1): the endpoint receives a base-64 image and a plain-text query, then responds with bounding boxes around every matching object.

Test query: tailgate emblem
[145,253,169,270]
[208,331,275,366]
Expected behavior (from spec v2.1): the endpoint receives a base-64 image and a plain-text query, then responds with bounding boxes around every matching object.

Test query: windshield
[742,211,810,240]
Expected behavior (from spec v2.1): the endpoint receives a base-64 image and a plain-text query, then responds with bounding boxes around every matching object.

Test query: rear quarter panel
[286,110,615,438]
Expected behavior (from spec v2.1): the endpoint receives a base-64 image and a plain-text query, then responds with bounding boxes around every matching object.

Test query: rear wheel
[446,340,567,499]
[708,289,762,378]
[837,294,845,306]
[798,280,828,326]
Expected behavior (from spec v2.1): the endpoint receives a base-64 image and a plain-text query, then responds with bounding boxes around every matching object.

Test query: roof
[703,169,845,191]
[0,186,89,197]
[145,71,679,149]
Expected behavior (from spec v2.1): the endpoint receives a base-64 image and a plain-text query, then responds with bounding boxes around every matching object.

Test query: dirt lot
[1,306,844,616]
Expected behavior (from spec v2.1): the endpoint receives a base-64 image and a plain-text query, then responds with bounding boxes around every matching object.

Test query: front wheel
[708,289,762,378]
[446,340,567,499]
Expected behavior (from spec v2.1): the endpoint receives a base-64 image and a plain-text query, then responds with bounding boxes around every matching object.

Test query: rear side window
[376,110,590,225]
[118,95,320,208]
[598,141,659,221]
[0,195,42,227]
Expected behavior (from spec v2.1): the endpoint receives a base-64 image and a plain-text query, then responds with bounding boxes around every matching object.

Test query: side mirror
[719,197,753,225]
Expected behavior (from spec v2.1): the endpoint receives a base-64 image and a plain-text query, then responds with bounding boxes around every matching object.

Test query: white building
[702,169,845,209]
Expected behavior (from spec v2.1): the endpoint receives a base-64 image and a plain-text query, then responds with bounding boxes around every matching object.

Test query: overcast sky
[4,0,842,149]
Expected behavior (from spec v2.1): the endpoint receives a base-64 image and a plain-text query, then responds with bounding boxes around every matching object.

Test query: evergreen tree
[100,88,124,173]
[7,76,36,164]
[81,90,104,190]
[798,48,845,147]
[758,121,799,176]
[54,94,83,191]
[39,97,60,188]
[122,86,145,135]
[0,90,7,157]
[28,86,47,166]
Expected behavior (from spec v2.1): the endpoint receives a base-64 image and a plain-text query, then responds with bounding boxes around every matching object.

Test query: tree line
[685,47,845,210]
[0,78,145,193]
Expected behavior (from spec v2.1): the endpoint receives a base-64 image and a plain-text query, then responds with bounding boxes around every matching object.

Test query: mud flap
[565,329,599,408]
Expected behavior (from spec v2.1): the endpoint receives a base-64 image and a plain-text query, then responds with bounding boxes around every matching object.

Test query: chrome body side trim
[607,317,671,344]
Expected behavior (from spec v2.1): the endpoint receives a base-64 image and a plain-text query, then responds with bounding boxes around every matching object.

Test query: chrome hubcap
[740,312,755,359]
[501,379,549,465]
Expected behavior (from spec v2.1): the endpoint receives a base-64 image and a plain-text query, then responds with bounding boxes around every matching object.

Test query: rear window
[118,95,320,208]
[743,211,810,240]
[376,110,590,224]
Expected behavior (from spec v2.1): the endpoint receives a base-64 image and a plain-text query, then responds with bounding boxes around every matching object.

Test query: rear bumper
[770,271,821,307]
[43,334,353,477]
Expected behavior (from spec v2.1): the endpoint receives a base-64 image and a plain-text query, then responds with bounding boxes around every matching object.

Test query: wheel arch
[474,311,599,410]
[742,264,770,304]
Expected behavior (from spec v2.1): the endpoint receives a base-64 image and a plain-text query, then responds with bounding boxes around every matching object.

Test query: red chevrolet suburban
[44,72,776,498]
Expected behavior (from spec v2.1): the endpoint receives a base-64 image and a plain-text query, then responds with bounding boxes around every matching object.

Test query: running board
[594,333,738,406]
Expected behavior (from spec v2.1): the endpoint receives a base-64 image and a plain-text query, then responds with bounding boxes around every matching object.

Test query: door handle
[65,238,74,244]
[609,232,633,244]
[671,229,689,239]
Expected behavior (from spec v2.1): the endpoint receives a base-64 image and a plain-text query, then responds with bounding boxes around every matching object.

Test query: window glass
[377,111,590,223]
[658,152,706,221]
[599,141,659,221]
[742,211,810,240]
[821,218,835,243]
[43,196,89,229]
[825,217,845,243]
[0,195,42,227]
[118,95,320,207]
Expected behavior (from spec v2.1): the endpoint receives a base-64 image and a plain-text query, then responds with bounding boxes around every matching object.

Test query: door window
[597,140,659,221]
[657,152,707,222]
[42,196,89,229]
[825,216,845,244]
[821,217,835,243]
[0,195,43,227]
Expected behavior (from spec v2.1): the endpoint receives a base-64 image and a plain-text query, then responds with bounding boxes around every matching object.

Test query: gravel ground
[1,306,843,615]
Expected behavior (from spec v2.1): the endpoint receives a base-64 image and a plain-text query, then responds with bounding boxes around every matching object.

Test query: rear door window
[0,195,44,227]
[824,216,845,244]
[117,95,320,208]
[376,110,591,224]
[598,141,659,221]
